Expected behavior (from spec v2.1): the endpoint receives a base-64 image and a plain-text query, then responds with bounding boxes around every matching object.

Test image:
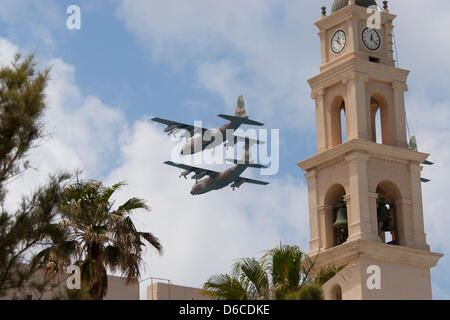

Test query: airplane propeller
[179,170,191,179]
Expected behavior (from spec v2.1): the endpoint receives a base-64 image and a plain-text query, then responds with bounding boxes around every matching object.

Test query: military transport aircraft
[152,95,265,155]
[164,158,269,195]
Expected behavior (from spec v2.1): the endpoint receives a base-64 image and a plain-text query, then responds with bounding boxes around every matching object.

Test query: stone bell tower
[298,0,442,300]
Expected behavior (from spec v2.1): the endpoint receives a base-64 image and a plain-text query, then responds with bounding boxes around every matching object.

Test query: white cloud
[2,0,450,299]
[1,36,310,299]
[0,0,61,53]
[105,120,309,297]
[403,91,450,299]
[389,0,450,87]
[115,0,319,130]
[2,38,125,210]
[115,0,450,298]
[0,37,19,66]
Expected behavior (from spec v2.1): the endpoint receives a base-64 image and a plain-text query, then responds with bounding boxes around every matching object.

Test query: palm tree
[33,179,162,300]
[202,244,344,300]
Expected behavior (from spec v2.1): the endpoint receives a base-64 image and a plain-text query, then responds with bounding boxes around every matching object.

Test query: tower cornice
[308,239,442,270]
[309,58,409,98]
[315,4,396,32]
[297,139,429,172]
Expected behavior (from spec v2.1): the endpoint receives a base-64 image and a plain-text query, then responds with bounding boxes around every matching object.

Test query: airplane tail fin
[235,95,247,118]
[218,95,264,126]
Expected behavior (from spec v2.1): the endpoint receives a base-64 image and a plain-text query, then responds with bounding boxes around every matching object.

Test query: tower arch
[330,284,343,300]
[324,184,348,248]
[299,1,442,300]
[375,180,401,245]
[330,96,347,147]
[370,93,390,145]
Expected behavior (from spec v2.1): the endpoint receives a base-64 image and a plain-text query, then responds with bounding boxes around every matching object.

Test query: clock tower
[298,0,442,300]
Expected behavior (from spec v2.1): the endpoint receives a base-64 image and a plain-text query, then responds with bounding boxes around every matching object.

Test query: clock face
[331,30,346,54]
[362,28,381,50]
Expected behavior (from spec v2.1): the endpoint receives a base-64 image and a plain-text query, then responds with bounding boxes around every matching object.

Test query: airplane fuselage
[190,164,247,195]
[181,121,242,155]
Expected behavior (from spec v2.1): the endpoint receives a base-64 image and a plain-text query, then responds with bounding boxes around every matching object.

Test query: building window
[325,184,348,248]
[376,181,401,245]
[333,202,348,246]
[370,95,390,145]
[331,97,346,147]
[330,284,342,300]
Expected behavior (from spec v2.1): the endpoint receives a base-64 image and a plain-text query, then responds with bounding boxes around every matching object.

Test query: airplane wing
[164,161,220,180]
[225,135,266,148]
[152,117,209,137]
[218,115,264,126]
[230,177,269,190]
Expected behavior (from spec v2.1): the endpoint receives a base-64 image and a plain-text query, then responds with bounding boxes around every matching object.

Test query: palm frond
[117,198,149,214]
[314,264,347,286]
[139,232,162,253]
[232,258,269,299]
[202,274,249,300]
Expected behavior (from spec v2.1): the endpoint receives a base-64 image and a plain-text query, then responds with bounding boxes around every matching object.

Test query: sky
[0,0,449,299]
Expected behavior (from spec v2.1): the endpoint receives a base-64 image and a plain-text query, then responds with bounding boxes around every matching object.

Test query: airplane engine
[191,171,207,181]
[230,180,245,190]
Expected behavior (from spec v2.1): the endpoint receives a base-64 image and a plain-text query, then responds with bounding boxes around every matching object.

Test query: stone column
[347,15,360,53]
[384,20,395,64]
[392,81,409,148]
[313,89,328,153]
[346,152,379,242]
[368,192,382,241]
[409,163,429,250]
[318,30,328,66]
[318,204,334,249]
[344,73,370,141]
[395,199,415,247]
[306,169,320,255]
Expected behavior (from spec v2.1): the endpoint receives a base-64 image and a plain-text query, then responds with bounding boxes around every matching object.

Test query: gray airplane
[152,95,264,155]
[164,159,269,195]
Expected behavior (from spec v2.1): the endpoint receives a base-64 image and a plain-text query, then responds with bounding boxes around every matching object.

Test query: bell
[377,202,392,232]
[333,205,348,229]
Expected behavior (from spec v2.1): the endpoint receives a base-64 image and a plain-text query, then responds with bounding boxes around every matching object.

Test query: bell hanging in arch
[377,201,392,232]
[333,203,348,229]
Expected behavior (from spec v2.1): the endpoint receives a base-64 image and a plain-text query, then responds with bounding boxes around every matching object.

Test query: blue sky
[1,0,450,299]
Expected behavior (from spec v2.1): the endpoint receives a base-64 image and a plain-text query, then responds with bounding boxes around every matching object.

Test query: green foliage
[283,284,324,300]
[202,274,249,300]
[0,54,50,204]
[314,264,347,286]
[203,244,344,300]
[296,283,324,300]
[0,54,162,300]
[0,54,62,297]
[37,179,162,300]
[263,244,303,299]
[0,173,71,297]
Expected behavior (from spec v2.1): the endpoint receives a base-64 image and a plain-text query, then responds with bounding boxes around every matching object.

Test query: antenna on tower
[392,29,400,68]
